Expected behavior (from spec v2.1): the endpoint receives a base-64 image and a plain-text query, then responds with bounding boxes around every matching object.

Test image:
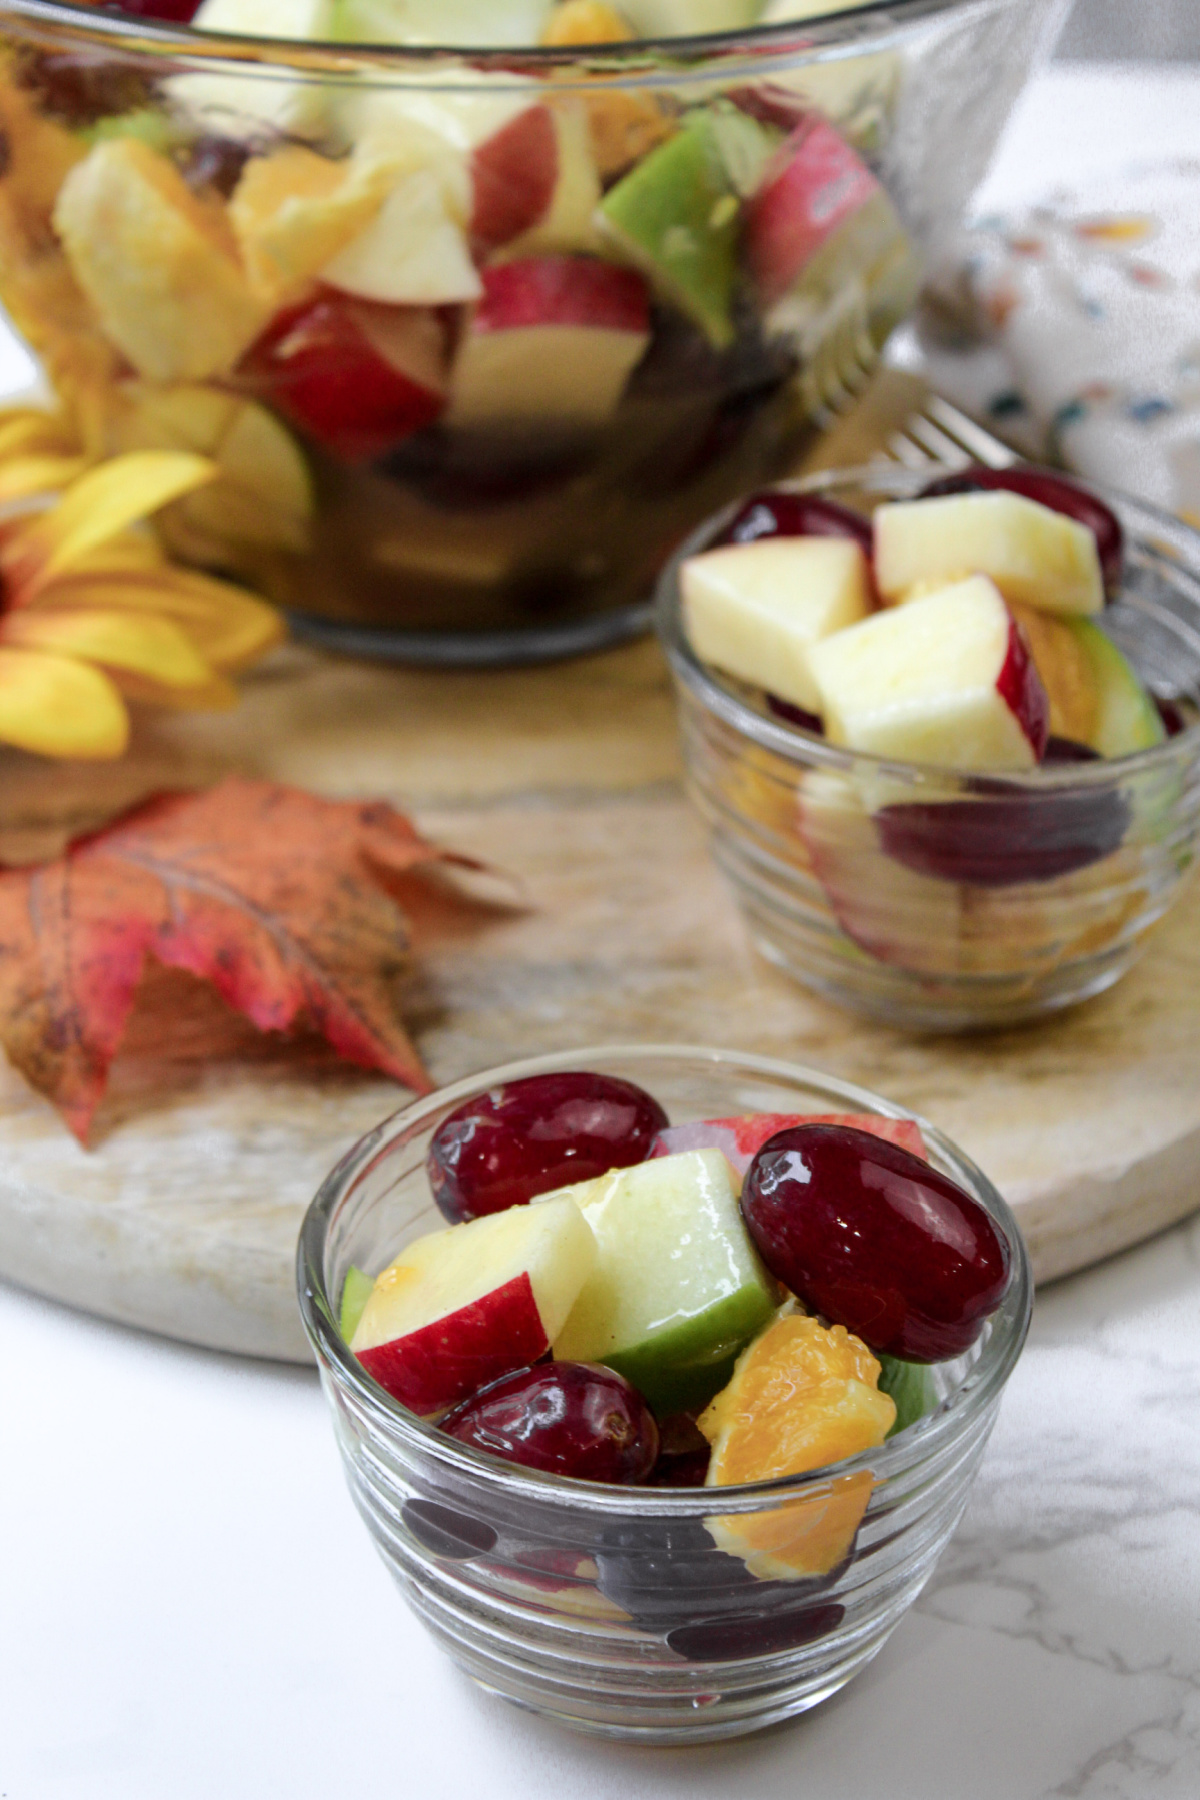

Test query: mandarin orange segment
[698,1308,894,1578]
[706,1471,876,1582]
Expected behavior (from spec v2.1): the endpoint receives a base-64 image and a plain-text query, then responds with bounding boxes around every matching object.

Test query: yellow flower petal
[63,529,167,577]
[113,669,239,711]
[0,453,90,502]
[0,646,129,759]
[8,450,216,587]
[30,569,284,670]
[0,408,80,459]
[3,606,215,688]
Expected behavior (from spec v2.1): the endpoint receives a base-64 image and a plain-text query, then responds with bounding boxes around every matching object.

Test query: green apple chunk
[339,1264,374,1343]
[1073,620,1165,758]
[550,1149,778,1415]
[876,1354,937,1438]
[598,114,743,350]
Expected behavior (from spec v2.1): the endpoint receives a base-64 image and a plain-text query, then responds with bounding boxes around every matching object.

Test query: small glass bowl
[657,466,1200,1030]
[297,1044,1030,1744]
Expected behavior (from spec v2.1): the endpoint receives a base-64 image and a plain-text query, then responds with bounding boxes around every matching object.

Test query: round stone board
[0,634,1198,1362]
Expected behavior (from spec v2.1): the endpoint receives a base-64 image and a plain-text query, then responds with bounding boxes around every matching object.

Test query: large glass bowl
[658,466,1200,1030]
[0,0,1066,664]
[297,1043,1031,1743]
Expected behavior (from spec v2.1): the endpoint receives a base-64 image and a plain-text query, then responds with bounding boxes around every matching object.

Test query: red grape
[719,490,874,560]
[919,465,1123,594]
[666,1600,845,1662]
[1156,697,1187,739]
[765,694,824,733]
[441,1363,659,1484]
[101,0,204,18]
[428,1070,668,1223]
[741,1124,1011,1362]
[875,779,1128,886]
[1043,735,1102,763]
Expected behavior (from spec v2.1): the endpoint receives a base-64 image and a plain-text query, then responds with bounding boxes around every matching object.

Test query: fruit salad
[0,0,1022,656]
[341,1068,1012,1610]
[671,466,1198,1011]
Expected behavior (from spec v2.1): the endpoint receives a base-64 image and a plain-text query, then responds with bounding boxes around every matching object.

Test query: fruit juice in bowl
[0,0,1067,665]
[658,465,1200,1030]
[298,1044,1030,1742]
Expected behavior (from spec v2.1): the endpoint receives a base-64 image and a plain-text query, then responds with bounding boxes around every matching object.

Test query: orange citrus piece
[698,1308,895,1579]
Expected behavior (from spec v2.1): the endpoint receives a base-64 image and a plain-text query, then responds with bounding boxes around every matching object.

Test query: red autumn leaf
[0,776,480,1145]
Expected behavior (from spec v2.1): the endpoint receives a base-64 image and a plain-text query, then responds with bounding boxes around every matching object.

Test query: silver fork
[881,390,1021,472]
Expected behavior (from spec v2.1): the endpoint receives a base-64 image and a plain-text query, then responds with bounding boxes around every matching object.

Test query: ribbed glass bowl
[657,467,1200,1029]
[0,0,1066,665]
[297,1043,1031,1743]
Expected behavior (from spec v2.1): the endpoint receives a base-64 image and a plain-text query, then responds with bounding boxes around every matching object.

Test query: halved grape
[428,1070,668,1223]
[766,694,824,733]
[741,1124,1011,1362]
[919,465,1123,593]
[719,490,874,559]
[875,780,1128,886]
[441,1363,659,1485]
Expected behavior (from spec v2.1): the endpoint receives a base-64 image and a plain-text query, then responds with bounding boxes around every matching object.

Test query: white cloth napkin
[915,157,1200,524]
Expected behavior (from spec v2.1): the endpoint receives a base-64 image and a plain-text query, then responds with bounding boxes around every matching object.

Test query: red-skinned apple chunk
[808,576,1050,769]
[471,104,558,251]
[746,117,884,307]
[351,1198,598,1415]
[243,292,448,459]
[447,256,651,427]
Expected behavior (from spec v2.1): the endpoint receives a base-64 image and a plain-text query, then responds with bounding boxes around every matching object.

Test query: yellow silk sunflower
[0,440,283,759]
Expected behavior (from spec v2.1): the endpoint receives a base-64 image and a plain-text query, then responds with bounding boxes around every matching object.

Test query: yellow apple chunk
[874,490,1104,617]
[809,575,1044,769]
[681,536,871,713]
[53,139,269,383]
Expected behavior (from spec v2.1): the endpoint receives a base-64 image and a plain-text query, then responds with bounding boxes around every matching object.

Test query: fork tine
[904,414,973,463]
[922,395,1020,467]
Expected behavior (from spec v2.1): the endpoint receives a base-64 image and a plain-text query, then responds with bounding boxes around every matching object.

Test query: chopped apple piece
[245,293,448,459]
[341,74,536,164]
[351,1198,597,1415]
[496,103,604,259]
[447,255,650,427]
[598,113,741,350]
[469,102,558,252]
[681,536,871,714]
[321,167,482,305]
[746,115,884,308]
[548,1149,778,1416]
[1077,620,1164,757]
[176,0,334,139]
[874,491,1105,618]
[809,575,1050,769]
[53,139,268,383]
[331,0,552,46]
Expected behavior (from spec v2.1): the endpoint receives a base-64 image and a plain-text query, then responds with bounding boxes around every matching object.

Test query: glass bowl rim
[297,1040,1032,1512]
[3,0,1018,76]
[656,463,1200,789]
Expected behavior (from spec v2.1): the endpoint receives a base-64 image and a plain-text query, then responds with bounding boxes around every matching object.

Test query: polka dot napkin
[916,158,1200,525]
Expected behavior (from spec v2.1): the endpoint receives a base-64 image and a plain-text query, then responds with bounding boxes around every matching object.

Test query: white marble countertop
[1,62,1199,1800]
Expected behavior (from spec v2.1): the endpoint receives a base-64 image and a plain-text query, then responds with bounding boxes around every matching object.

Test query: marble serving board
[1,621,1199,1362]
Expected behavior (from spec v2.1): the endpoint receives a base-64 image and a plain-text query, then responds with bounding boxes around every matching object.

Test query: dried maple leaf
[0,775,481,1144]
